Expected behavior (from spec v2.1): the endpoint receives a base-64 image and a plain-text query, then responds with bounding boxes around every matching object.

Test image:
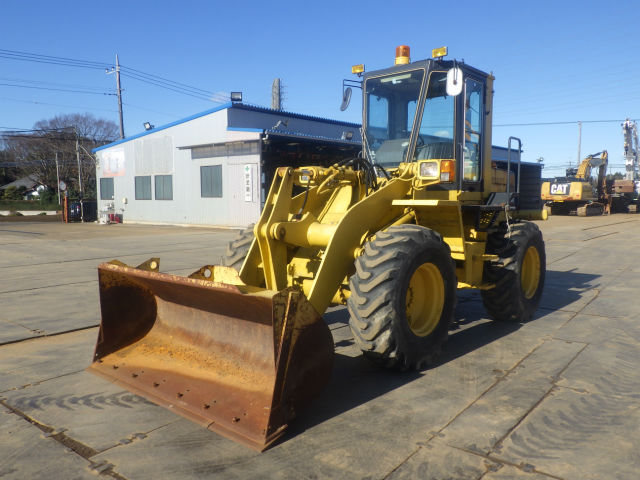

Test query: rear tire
[222,224,254,271]
[347,225,457,370]
[481,221,545,322]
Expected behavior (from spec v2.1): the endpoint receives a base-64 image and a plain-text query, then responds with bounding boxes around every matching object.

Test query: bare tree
[34,113,118,144]
[2,113,118,198]
[0,149,19,185]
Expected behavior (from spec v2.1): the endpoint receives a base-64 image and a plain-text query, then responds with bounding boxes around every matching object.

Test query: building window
[99,178,114,200]
[155,175,173,200]
[191,141,260,159]
[135,176,152,200]
[201,165,222,198]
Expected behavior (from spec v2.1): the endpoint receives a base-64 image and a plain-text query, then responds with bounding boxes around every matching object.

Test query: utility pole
[107,54,125,139]
[622,119,639,181]
[55,151,60,204]
[115,54,124,139]
[76,131,84,222]
[271,78,282,110]
[577,121,582,165]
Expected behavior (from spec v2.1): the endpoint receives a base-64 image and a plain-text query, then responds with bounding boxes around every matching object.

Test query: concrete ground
[1,217,639,480]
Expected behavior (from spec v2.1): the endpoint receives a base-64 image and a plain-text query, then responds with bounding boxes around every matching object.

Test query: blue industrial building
[94,103,361,226]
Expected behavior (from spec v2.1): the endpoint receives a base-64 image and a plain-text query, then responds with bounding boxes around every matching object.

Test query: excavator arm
[575,151,607,180]
[595,151,608,199]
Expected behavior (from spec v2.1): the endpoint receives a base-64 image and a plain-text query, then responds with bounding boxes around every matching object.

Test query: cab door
[462,77,485,189]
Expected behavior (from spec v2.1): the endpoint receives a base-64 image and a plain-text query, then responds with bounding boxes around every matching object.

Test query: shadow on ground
[283,268,602,445]
[540,268,602,310]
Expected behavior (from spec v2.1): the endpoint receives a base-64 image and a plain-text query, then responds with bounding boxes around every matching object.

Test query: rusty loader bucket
[86,260,334,451]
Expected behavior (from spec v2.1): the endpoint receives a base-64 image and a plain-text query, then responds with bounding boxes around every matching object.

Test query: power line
[1,126,75,133]
[119,71,229,103]
[0,76,113,92]
[0,126,37,131]
[1,126,114,144]
[1,134,80,141]
[494,118,639,127]
[0,96,118,113]
[0,49,230,103]
[119,65,219,97]
[119,72,213,102]
[0,49,111,70]
[0,48,237,107]
[0,82,116,96]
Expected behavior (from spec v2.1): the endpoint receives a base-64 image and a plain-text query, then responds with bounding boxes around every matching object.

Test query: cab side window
[464,79,483,181]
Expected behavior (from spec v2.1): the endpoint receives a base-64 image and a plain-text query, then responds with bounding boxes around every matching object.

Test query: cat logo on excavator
[550,183,569,195]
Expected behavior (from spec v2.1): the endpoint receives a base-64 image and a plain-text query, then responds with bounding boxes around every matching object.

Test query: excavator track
[576,203,605,216]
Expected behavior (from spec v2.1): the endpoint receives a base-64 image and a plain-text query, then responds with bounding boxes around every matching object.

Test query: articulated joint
[270,214,338,248]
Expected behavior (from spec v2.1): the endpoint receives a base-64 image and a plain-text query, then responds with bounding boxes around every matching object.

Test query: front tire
[222,224,254,271]
[481,221,546,322]
[347,225,457,370]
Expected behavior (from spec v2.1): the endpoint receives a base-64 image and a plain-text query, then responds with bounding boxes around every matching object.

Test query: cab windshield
[364,69,424,167]
[412,71,455,163]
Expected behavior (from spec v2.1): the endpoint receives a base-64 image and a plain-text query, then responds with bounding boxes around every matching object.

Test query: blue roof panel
[93,102,232,152]
[93,102,360,153]
[231,103,360,128]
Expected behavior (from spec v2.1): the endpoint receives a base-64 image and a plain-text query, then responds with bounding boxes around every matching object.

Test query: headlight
[419,161,439,178]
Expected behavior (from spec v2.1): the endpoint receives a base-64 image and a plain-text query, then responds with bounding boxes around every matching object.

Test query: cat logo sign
[550,183,570,195]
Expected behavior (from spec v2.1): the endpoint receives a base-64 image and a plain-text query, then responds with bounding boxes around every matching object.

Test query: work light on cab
[432,46,448,58]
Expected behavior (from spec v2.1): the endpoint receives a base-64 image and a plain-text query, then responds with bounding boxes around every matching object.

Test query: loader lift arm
[242,164,413,315]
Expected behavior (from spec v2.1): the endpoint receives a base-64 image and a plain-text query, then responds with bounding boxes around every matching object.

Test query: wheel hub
[521,246,541,299]
[406,262,444,337]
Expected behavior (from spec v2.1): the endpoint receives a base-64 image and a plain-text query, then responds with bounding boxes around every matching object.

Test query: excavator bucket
[87,259,334,451]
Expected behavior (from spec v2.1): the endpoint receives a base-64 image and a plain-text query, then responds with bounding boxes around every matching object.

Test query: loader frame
[87,48,547,451]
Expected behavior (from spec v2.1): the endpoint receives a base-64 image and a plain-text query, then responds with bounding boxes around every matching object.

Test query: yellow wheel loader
[87,45,547,451]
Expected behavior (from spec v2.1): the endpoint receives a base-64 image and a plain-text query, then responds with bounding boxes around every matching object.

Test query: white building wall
[96,107,262,227]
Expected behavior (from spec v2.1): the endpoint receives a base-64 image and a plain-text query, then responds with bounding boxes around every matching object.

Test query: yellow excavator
[87,46,547,451]
[541,151,609,216]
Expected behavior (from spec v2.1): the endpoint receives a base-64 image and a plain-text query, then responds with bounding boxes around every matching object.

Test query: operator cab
[359,46,489,189]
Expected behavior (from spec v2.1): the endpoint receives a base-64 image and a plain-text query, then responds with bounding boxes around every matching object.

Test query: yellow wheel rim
[405,262,445,337]
[521,246,541,299]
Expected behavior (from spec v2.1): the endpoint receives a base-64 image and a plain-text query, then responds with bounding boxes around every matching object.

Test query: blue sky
[2,0,639,176]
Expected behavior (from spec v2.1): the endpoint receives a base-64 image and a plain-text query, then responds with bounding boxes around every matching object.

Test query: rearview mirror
[446,68,463,96]
[340,87,352,111]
